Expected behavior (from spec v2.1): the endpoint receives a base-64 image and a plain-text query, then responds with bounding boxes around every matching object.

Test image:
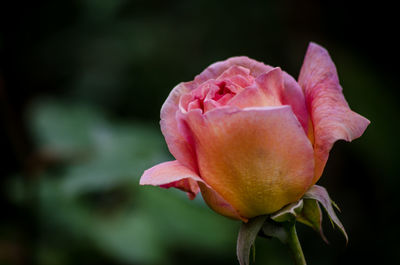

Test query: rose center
[213,81,236,101]
[184,80,240,113]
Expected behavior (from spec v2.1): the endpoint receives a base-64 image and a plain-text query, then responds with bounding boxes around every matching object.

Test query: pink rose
[140,43,369,221]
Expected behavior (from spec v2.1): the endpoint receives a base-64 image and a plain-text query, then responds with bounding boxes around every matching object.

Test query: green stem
[286,223,307,265]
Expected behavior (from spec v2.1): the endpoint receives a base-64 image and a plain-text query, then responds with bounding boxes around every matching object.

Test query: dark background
[0,1,398,264]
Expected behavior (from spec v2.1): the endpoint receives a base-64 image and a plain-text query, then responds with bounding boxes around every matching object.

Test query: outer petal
[194,56,274,84]
[160,83,198,171]
[181,106,315,218]
[298,43,370,183]
[140,160,202,199]
[199,183,247,222]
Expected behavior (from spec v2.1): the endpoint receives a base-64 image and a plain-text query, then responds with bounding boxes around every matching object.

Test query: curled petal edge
[140,160,203,200]
[298,42,370,183]
[160,83,198,172]
[140,160,246,221]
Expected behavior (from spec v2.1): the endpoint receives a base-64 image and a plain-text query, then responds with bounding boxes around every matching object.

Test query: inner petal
[212,81,237,101]
[182,71,258,114]
[216,66,254,88]
[184,80,241,113]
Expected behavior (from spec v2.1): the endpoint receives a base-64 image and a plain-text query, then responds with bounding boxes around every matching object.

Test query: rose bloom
[140,43,369,221]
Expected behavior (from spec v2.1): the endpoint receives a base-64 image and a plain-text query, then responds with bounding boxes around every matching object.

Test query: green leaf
[303,185,348,243]
[270,200,304,222]
[296,199,327,243]
[237,215,267,265]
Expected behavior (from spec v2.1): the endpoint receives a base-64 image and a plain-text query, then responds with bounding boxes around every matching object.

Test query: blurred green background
[0,1,398,264]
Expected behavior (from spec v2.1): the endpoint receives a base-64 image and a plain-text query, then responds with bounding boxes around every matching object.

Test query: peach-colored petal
[298,42,370,183]
[199,182,247,222]
[160,83,198,171]
[180,106,315,218]
[140,160,203,200]
[194,56,274,85]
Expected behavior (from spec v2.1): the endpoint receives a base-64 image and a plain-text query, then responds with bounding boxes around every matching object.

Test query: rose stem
[286,223,307,265]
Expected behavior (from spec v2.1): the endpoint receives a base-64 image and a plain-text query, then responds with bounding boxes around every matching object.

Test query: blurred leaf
[27,99,237,265]
[138,188,237,251]
[29,99,106,157]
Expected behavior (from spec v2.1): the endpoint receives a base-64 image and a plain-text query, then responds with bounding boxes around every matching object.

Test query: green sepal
[296,198,327,243]
[303,185,348,243]
[236,215,267,265]
[270,199,304,223]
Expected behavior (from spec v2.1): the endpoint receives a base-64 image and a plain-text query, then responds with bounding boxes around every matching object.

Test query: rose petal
[140,160,203,200]
[255,68,310,133]
[199,182,247,221]
[282,73,310,134]
[216,65,254,88]
[228,68,285,109]
[228,85,270,109]
[217,65,251,78]
[255,67,284,105]
[180,106,315,218]
[298,42,370,183]
[194,56,274,85]
[160,83,198,171]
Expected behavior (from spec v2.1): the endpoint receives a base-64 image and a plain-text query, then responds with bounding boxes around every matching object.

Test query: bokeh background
[1,1,398,264]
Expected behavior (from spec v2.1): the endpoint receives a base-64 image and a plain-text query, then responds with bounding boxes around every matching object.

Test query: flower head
[140,43,369,221]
